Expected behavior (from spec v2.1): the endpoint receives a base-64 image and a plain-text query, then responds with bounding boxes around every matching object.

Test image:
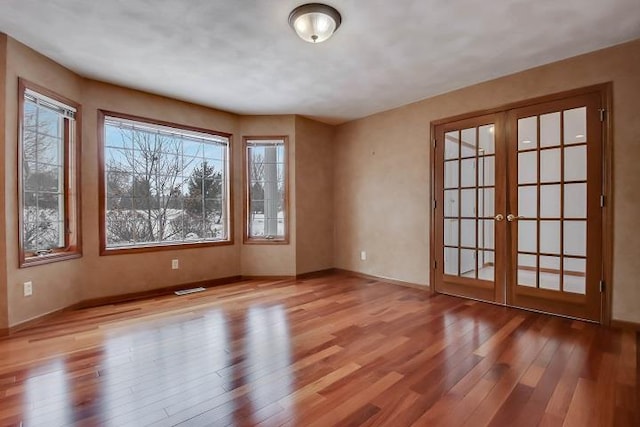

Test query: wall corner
[0,33,9,330]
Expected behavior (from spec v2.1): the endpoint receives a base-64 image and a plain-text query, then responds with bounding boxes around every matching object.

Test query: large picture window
[100,112,231,253]
[19,80,81,267]
[243,137,288,243]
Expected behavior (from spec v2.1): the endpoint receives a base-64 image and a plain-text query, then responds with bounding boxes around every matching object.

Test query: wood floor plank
[0,274,635,426]
[305,371,403,427]
[563,377,599,427]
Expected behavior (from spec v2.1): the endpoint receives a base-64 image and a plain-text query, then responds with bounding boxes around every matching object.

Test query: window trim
[98,110,234,255]
[18,79,82,268]
[243,136,290,245]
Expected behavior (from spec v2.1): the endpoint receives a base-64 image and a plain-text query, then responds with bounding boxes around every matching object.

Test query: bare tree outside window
[103,116,229,249]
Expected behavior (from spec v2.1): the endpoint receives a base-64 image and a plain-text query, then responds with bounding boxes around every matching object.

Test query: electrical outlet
[172,259,179,270]
[360,251,367,261]
[24,281,33,297]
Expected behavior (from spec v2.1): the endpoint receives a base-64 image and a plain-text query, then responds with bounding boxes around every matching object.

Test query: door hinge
[434,260,437,270]
[433,138,437,148]
[599,108,606,122]
[600,194,606,208]
[432,199,437,210]
[599,280,606,293]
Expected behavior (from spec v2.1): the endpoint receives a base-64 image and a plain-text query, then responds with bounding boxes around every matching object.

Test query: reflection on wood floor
[0,273,637,426]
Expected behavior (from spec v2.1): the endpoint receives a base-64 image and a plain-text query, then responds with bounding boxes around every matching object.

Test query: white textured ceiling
[1,0,639,124]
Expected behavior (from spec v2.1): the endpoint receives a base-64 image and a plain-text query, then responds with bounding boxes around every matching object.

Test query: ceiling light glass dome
[289,3,342,43]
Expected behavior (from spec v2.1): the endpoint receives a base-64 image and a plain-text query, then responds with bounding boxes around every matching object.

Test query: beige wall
[334,106,430,285]
[295,116,334,275]
[239,115,297,276]
[79,81,241,301]
[237,115,335,277]
[334,39,640,323]
[0,34,7,330]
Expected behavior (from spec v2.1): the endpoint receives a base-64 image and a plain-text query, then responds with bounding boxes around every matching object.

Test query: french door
[433,90,605,322]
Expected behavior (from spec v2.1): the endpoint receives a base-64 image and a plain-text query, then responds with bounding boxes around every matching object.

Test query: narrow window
[19,80,81,267]
[100,112,232,253]
[244,137,288,244]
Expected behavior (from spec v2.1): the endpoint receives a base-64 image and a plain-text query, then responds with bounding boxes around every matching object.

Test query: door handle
[494,214,504,222]
[507,214,525,222]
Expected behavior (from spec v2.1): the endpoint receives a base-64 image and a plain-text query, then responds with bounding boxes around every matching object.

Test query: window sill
[243,238,289,245]
[100,239,234,256]
[20,251,82,268]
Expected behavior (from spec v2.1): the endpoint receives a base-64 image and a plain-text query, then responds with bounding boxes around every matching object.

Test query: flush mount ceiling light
[289,3,342,43]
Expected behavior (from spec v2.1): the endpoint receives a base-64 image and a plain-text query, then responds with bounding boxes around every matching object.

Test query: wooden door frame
[429,83,613,325]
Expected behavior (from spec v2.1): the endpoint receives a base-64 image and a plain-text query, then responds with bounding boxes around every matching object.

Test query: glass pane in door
[443,126,495,281]
[516,108,588,294]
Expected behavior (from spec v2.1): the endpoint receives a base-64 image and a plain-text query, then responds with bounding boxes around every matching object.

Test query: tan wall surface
[334,105,431,286]
[0,34,8,329]
[79,81,241,302]
[239,115,297,276]
[295,116,334,275]
[334,39,640,322]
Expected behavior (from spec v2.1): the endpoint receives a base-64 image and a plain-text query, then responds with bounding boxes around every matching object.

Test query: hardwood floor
[0,273,637,426]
